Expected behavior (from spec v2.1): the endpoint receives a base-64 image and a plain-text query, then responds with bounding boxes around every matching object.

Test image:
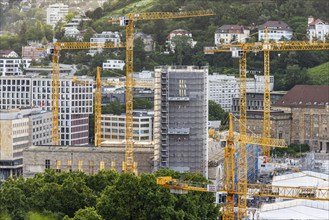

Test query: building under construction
[153,66,208,176]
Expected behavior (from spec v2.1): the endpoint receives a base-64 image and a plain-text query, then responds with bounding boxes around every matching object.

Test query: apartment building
[258,21,293,41]
[46,3,69,28]
[166,29,197,52]
[0,107,51,180]
[102,59,125,70]
[88,31,121,56]
[0,76,93,146]
[308,16,329,41]
[154,66,208,176]
[101,111,153,144]
[0,50,31,76]
[208,74,274,112]
[215,25,250,45]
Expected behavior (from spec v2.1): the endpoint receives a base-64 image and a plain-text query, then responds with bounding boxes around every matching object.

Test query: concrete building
[23,145,154,177]
[0,107,51,180]
[101,111,153,144]
[208,74,238,112]
[64,27,82,40]
[0,50,32,76]
[154,66,208,176]
[215,25,250,45]
[273,85,329,152]
[208,74,274,112]
[0,76,93,146]
[308,16,329,41]
[232,92,286,113]
[88,31,121,56]
[102,59,125,70]
[258,21,293,41]
[46,3,69,28]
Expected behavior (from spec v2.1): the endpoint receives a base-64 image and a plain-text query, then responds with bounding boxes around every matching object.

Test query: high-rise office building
[154,66,208,176]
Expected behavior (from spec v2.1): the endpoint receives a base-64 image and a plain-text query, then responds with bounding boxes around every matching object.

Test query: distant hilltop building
[88,31,121,56]
[258,20,293,41]
[166,29,197,52]
[307,16,329,41]
[46,3,69,28]
[215,25,250,45]
[0,50,31,76]
[135,32,155,52]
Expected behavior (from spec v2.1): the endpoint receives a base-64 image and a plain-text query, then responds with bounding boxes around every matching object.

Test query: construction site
[1,7,329,220]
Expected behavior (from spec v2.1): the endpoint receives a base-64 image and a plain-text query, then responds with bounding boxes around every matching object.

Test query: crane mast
[95,67,102,147]
[51,42,125,145]
[109,10,215,174]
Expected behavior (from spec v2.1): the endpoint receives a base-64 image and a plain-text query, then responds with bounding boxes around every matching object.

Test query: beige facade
[275,106,329,152]
[23,145,154,178]
[233,111,292,146]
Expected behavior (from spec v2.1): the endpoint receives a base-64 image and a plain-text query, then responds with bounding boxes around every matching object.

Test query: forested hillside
[1,0,328,90]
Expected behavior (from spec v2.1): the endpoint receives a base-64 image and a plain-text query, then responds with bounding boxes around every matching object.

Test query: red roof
[274,85,329,108]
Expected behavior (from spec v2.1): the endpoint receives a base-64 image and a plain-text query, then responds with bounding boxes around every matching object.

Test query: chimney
[308,16,315,25]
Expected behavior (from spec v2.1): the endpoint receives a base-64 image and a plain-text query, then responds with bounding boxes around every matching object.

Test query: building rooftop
[216,25,248,34]
[273,85,329,108]
[272,171,329,188]
[258,20,292,31]
[259,200,329,219]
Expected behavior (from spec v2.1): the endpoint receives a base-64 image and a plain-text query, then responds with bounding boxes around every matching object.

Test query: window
[56,160,61,173]
[78,160,83,172]
[67,160,72,172]
[89,160,94,174]
[45,160,50,169]
[179,79,186,96]
[100,161,105,171]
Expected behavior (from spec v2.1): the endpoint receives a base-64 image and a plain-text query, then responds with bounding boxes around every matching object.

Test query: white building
[65,16,90,29]
[102,59,125,70]
[64,27,82,40]
[46,3,69,28]
[0,50,32,76]
[88,31,121,56]
[308,16,329,41]
[215,25,250,45]
[0,107,52,180]
[255,200,329,220]
[167,29,197,52]
[208,74,239,112]
[208,74,274,112]
[258,21,293,41]
[101,111,153,144]
[241,75,274,93]
[135,32,155,52]
[0,76,93,146]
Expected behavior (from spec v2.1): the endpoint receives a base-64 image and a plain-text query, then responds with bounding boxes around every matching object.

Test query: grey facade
[232,92,286,113]
[154,66,208,176]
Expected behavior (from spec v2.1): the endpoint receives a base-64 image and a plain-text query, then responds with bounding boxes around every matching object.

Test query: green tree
[208,100,228,123]
[133,98,153,110]
[64,207,103,220]
[102,100,125,115]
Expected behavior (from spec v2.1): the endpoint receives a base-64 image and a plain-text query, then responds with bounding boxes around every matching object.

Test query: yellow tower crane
[50,42,125,145]
[72,66,102,147]
[108,10,215,174]
[157,114,328,219]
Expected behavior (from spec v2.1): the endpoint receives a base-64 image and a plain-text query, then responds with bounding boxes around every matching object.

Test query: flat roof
[259,200,329,219]
[272,171,329,188]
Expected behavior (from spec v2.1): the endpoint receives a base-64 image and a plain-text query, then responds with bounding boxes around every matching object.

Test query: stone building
[273,85,329,152]
[233,110,292,145]
[23,145,154,178]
